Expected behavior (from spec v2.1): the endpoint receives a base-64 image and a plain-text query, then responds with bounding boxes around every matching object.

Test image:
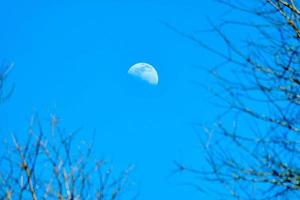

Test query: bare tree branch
[167,0,300,199]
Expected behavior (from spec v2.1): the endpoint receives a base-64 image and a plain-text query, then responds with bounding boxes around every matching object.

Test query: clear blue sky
[0,0,230,199]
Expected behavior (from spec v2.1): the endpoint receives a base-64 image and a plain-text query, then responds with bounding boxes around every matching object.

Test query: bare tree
[168,0,300,199]
[0,64,136,200]
[0,114,136,200]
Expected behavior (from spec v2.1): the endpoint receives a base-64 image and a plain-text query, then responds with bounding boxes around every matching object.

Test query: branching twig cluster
[0,115,136,200]
[169,0,300,199]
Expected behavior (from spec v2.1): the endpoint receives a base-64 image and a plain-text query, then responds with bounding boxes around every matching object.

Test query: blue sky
[0,0,229,199]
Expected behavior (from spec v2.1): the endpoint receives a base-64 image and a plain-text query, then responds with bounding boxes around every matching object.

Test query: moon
[128,62,159,85]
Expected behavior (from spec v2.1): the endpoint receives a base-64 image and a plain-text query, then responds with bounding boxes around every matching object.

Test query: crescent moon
[128,62,159,85]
